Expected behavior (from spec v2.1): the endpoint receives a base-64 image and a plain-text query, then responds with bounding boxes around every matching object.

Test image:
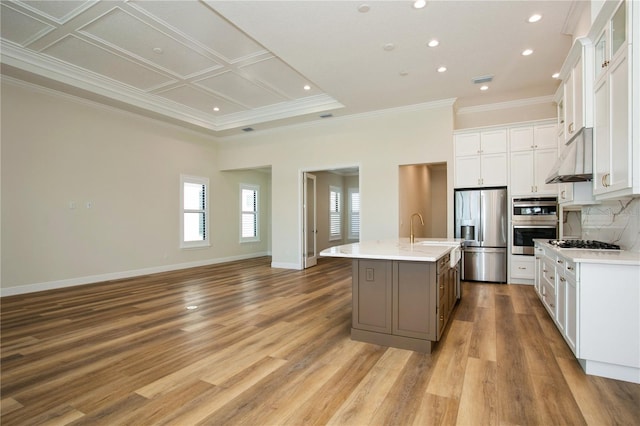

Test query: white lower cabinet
[534,241,640,384]
[510,255,534,282]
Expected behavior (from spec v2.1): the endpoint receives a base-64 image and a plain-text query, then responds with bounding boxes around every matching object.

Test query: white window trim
[348,187,360,240]
[240,183,260,243]
[180,174,210,249]
[329,185,342,241]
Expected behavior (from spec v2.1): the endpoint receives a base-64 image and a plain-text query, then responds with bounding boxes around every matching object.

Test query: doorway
[302,167,359,268]
[398,163,447,238]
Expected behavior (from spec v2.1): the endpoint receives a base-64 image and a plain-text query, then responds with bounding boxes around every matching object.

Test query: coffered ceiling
[1,1,578,137]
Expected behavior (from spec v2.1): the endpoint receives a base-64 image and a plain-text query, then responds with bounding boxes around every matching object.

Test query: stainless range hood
[545,127,593,184]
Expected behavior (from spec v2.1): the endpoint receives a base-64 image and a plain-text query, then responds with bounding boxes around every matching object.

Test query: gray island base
[320,239,462,353]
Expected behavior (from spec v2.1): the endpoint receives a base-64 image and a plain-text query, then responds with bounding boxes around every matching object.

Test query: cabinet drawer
[541,258,556,289]
[511,256,535,279]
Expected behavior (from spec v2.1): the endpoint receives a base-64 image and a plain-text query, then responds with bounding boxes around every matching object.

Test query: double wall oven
[512,197,558,255]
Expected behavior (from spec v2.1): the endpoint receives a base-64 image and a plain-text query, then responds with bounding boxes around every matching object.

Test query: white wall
[1,80,271,295]
[217,103,455,268]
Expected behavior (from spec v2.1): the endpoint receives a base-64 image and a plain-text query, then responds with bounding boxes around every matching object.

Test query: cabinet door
[594,28,607,82]
[534,148,559,194]
[480,153,508,186]
[565,278,577,355]
[534,124,558,150]
[509,127,534,151]
[353,260,392,333]
[573,55,584,132]
[593,75,610,195]
[556,274,567,333]
[455,155,481,188]
[480,129,507,154]
[510,150,534,195]
[455,133,481,156]
[608,50,630,191]
[564,72,574,137]
[393,261,437,341]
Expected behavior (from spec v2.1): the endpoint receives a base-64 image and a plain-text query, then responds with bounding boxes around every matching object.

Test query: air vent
[320,113,333,118]
[242,127,254,132]
[471,75,494,84]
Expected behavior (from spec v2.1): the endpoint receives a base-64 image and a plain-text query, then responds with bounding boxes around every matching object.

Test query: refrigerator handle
[479,192,484,243]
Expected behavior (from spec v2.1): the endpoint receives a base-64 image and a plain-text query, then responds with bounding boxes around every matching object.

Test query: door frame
[303,172,317,268]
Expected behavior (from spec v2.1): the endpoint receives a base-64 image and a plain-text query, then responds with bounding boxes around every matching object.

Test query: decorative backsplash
[582,197,640,252]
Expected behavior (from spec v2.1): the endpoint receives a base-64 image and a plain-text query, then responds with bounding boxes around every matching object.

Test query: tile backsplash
[582,197,640,252]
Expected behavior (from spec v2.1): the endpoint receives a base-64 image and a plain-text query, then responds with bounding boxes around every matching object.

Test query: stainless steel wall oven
[511,197,558,255]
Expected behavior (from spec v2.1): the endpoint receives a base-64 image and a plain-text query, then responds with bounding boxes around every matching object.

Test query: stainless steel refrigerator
[454,187,507,283]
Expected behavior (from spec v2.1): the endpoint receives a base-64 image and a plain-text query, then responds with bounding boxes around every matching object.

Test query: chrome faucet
[410,212,424,243]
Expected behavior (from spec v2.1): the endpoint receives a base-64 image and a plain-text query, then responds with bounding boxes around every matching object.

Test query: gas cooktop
[548,239,621,250]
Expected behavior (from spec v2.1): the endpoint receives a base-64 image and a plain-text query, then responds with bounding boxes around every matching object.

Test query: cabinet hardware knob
[557,260,563,264]
[550,303,555,308]
[518,266,526,270]
[560,277,566,282]
[568,266,574,271]
[440,315,444,322]
[561,190,566,199]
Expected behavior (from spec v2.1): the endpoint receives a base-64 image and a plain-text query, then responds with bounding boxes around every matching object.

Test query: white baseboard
[1,252,270,297]
[271,261,302,270]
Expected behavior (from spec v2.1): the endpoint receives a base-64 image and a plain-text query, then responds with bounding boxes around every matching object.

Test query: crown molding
[218,98,457,142]
[456,95,556,115]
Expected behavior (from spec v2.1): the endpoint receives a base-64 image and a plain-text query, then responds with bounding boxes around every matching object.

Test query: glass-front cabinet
[594,1,626,81]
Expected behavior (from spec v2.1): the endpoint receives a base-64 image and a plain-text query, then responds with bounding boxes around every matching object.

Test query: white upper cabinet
[560,38,594,142]
[454,129,507,188]
[590,0,639,199]
[509,123,558,196]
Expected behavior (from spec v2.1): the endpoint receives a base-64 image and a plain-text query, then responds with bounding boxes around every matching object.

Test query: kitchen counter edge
[534,239,640,266]
[319,238,463,262]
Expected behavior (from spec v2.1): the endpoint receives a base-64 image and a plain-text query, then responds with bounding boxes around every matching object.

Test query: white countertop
[534,239,640,266]
[320,238,463,262]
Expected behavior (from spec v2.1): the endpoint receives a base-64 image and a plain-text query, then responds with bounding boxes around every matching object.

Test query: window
[180,175,209,248]
[240,184,259,242]
[329,186,342,240]
[348,188,360,240]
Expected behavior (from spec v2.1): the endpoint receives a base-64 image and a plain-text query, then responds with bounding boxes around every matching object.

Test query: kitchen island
[320,239,462,353]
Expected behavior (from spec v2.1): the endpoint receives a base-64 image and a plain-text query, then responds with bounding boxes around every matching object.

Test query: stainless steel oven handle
[512,225,558,229]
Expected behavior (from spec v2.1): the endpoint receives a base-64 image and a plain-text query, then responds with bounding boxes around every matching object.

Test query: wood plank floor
[1,256,639,425]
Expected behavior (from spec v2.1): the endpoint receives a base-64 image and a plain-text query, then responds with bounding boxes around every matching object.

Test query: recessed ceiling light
[437,66,447,73]
[186,305,198,310]
[399,70,409,76]
[303,84,311,91]
[528,14,542,23]
[427,39,439,48]
[413,0,427,9]
[383,43,395,51]
[357,3,370,13]
[480,85,489,91]
[552,72,560,79]
[213,107,220,112]
[522,49,533,56]
[152,47,163,54]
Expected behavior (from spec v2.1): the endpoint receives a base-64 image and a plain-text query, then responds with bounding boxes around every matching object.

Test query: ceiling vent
[471,75,494,84]
[242,127,254,132]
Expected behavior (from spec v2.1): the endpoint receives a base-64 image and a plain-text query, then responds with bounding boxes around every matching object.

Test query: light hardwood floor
[1,256,638,425]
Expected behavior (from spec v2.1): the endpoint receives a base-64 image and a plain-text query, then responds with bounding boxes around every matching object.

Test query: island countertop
[319,238,463,262]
